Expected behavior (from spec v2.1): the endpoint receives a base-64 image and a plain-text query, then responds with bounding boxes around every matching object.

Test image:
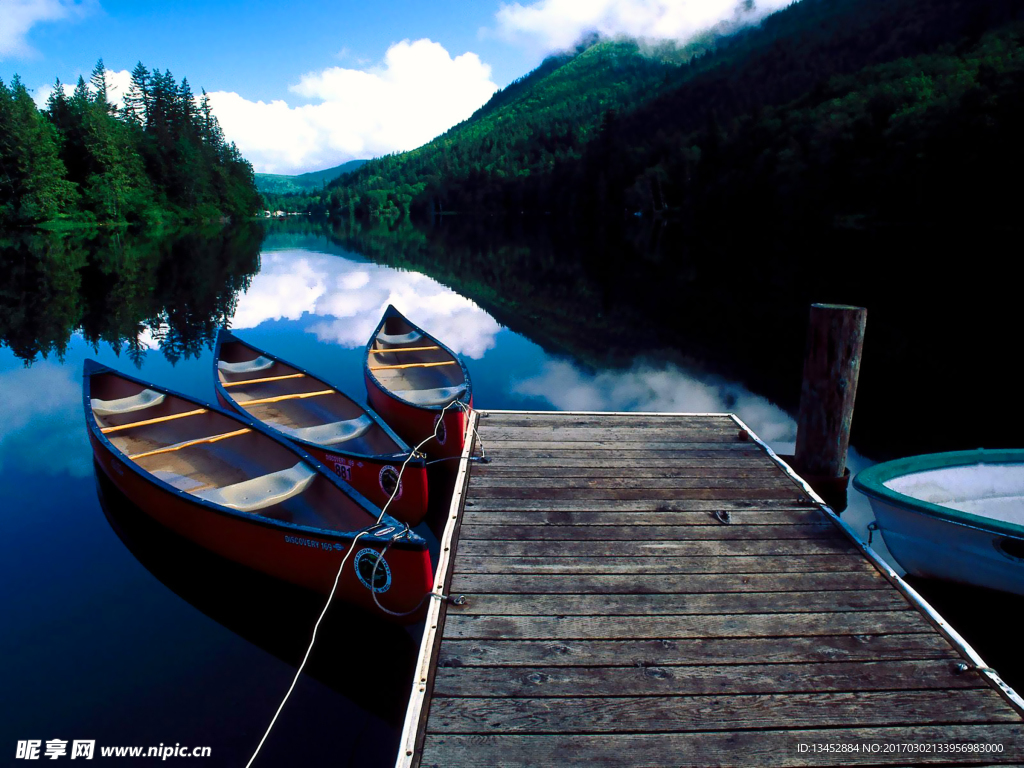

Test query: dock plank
[430,659,989,697]
[451,590,909,616]
[457,523,836,540]
[401,411,1024,768]
[440,611,928,641]
[419,725,1024,767]
[452,554,878,574]
[453,538,860,559]
[428,689,1019,733]
[436,634,961,668]
[461,509,832,526]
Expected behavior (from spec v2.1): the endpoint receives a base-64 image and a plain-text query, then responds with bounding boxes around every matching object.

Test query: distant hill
[255,159,367,195]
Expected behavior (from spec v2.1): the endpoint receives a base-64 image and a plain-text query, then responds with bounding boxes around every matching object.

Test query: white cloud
[493,0,792,53]
[513,359,797,443]
[0,362,92,477]
[206,39,498,175]
[1,0,96,59]
[231,248,501,359]
[33,68,130,110]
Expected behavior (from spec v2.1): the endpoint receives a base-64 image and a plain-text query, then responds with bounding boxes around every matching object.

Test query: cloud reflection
[0,362,91,478]
[513,359,797,444]
[231,249,501,358]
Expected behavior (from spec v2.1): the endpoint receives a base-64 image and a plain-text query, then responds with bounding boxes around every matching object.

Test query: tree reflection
[0,224,263,365]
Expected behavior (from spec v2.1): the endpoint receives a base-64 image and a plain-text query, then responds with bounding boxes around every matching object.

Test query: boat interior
[885,464,1024,526]
[218,339,403,457]
[90,370,375,533]
[369,315,467,407]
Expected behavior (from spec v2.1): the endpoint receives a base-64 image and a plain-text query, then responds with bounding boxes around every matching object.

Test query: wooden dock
[399,411,1024,767]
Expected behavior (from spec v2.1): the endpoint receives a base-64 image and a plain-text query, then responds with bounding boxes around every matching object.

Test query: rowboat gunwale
[363,304,473,413]
[213,328,423,467]
[83,358,425,552]
[853,448,1024,540]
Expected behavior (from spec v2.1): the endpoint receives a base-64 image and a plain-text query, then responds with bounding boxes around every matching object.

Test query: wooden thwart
[128,428,251,460]
[100,408,207,434]
[237,389,335,407]
[369,360,457,371]
[221,373,305,388]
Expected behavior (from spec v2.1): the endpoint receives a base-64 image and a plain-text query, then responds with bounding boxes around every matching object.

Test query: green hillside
[298,0,1022,224]
[255,159,367,195]
[300,37,705,219]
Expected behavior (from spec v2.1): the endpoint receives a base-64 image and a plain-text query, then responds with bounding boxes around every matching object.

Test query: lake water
[1,222,1019,766]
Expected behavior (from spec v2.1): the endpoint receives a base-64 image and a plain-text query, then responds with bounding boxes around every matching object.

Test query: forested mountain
[300,38,693,219]
[302,0,1022,225]
[0,61,261,227]
[256,159,367,196]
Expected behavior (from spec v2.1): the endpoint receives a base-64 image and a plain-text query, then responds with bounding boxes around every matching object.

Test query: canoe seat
[394,384,467,406]
[219,357,274,374]
[192,462,316,512]
[276,415,374,446]
[92,389,166,416]
[377,330,422,345]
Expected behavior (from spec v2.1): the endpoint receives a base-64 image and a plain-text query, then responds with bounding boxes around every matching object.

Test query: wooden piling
[794,304,866,508]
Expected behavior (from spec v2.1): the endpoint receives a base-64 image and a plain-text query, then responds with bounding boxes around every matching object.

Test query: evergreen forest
[0,61,261,228]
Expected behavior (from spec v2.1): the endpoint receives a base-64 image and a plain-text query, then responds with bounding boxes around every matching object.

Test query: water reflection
[513,359,797,444]
[0,362,90,477]
[233,248,500,358]
[96,469,418,726]
[0,225,263,365]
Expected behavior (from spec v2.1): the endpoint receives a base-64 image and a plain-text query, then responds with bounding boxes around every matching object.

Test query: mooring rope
[246,396,475,766]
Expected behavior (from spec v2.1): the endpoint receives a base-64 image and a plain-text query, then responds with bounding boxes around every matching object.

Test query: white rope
[244,527,371,768]
[245,396,473,765]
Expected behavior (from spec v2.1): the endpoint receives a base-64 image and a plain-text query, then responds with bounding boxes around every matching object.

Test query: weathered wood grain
[454,537,859,559]
[457,523,837,541]
[436,634,960,668]
[461,509,831,526]
[473,465,786,478]
[478,427,745,442]
[450,590,908,616]
[441,611,928,641]
[468,475,798,490]
[427,689,1018,733]
[478,414,737,428]
[480,441,759,452]
[431,659,988,697]
[419,725,1024,767]
[469,486,808,501]
[405,411,1024,768]
[465,498,818,512]
[452,554,876,575]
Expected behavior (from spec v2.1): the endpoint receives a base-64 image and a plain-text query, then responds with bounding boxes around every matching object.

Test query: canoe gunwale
[214,329,424,467]
[83,359,426,552]
[363,305,473,413]
[853,449,1024,540]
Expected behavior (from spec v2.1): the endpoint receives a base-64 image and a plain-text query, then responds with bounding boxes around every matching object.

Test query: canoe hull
[869,495,1024,596]
[89,430,433,620]
[214,389,429,524]
[365,372,470,461]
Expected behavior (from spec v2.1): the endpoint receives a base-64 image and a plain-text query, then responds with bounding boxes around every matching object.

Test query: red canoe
[363,305,473,461]
[84,360,432,622]
[213,329,428,525]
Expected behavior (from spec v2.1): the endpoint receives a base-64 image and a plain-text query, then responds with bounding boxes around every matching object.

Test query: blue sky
[2,0,791,174]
